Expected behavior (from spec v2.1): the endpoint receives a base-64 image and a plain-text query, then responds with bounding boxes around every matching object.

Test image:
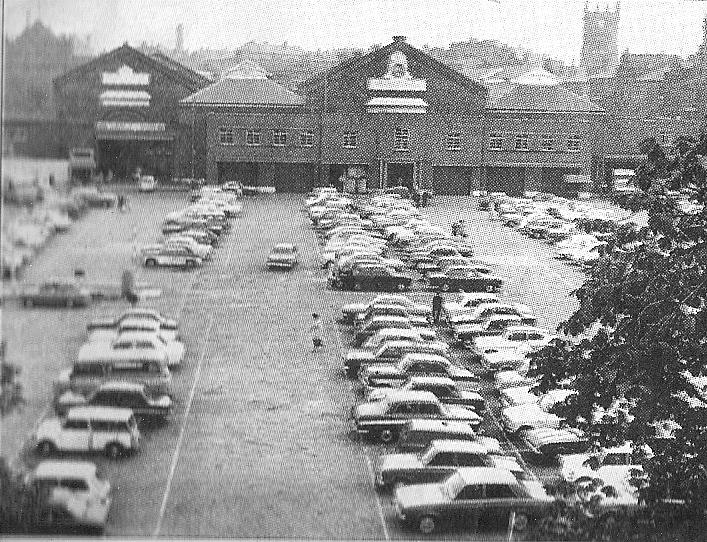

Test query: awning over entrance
[95,121,174,141]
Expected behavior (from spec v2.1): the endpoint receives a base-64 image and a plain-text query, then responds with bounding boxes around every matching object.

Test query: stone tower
[580,1,620,76]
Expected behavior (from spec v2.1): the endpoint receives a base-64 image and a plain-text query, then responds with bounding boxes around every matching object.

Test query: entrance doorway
[97,140,172,181]
[218,162,258,186]
[387,162,414,190]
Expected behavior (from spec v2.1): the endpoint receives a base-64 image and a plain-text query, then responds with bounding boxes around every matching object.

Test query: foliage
[528,133,707,517]
[0,343,25,416]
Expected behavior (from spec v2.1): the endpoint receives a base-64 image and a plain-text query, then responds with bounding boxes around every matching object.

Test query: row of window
[488,133,581,152]
[219,127,582,152]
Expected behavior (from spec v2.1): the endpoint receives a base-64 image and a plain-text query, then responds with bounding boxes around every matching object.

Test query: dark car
[54,382,172,420]
[393,467,553,534]
[20,281,91,308]
[428,267,503,293]
[267,243,298,270]
[341,264,414,292]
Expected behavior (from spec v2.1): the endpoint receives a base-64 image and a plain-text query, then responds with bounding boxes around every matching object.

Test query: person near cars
[432,291,443,324]
[310,313,324,352]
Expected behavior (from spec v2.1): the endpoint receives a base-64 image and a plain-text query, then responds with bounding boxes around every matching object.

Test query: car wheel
[513,512,529,531]
[353,282,362,291]
[419,515,436,534]
[37,440,55,456]
[145,258,157,267]
[105,442,124,459]
[396,282,407,292]
[378,429,396,443]
[441,283,450,292]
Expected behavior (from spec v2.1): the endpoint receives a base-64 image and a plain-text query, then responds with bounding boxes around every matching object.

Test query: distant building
[580,1,620,77]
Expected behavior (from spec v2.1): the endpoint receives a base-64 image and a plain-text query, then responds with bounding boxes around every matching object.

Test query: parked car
[353,390,482,443]
[427,267,503,293]
[365,376,486,412]
[138,175,157,192]
[376,439,526,490]
[395,419,501,454]
[72,187,118,208]
[344,340,449,378]
[87,309,179,342]
[452,314,524,347]
[78,331,183,368]
[339,264,413,292]
[33,407,140,459]
[518,427,589,464]
[267,243,298,270]
[393,467,554,534]
[143,247,203,268]
[559,442,650,486]
[55,382,173,420]
[20,280,91,308]
[359,353,479,393]
[500,403,563,436]
[353,316,413,346]
[362,328,443,350]
[341,295,429,324]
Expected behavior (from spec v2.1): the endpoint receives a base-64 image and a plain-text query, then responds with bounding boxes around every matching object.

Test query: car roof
[408,376,456,386]
[400,353,450,364]
[66,406,134,420]
[34,460,97,479]
[368,316,410,324]
[114,331,160,341]
[273,243,296,250]
[503,326,547,335]
[455,467,519,485]
[522,427,585,446]
[429,439,489,454]
[406,419,477,434]
[385,390,439,403]
[119,318,160,329]
[97,381,146,393]
[487,314,522,322]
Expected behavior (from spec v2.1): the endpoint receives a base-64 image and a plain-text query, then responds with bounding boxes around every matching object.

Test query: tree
[528,132,707,516]
[0,457,51,534]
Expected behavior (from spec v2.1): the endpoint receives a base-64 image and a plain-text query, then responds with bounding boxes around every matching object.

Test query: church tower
[580,1,620,76]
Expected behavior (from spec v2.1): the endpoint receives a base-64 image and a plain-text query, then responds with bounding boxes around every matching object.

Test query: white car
[79,331,183,368]
[138,175,157,192]
[494,370,539,391]
[27,460,112,529]
[568,242,607,266]
[143,246,203,268]
[500,403,563,435]
[474,327,556,371]
[556,234,600,259]
[500,386,575,409]
[560,442,650,488]
[164,235,213,260]
[34,407,140,458]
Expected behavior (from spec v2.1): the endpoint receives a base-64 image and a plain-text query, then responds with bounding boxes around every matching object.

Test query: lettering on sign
[102,65,150,86]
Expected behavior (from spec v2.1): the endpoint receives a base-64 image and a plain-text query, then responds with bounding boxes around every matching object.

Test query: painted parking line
[153,310,215,537]
[365,453,391,541]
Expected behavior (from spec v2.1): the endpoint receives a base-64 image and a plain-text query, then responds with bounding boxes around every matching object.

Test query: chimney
[393,35,406,43]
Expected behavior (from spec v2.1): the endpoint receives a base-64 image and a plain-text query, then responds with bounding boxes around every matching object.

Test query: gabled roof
[490,83,604,113]
[180,77,306,107]
[53,44,209,92]
[302,39,486,96]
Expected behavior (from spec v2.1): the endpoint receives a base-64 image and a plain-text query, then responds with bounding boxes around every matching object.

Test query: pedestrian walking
[310,313,324,352]
[117,194,125,212]
[432,291,443,325]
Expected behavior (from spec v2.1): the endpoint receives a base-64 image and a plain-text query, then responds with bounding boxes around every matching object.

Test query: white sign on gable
[102,65,150,86]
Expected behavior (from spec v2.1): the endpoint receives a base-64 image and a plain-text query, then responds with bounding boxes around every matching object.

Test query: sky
[4,0,707,63]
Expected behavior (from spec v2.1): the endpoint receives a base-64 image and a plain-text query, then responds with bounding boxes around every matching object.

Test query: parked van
[33,406,140,458]
[54,355,171,401]
[395,419,501,454]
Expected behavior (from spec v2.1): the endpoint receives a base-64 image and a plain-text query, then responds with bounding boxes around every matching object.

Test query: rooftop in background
[181,76,306,107]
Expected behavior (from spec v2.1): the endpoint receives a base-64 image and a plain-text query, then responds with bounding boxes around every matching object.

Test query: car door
[451,484,485,527]
[59,418,90,451]
[482,483,519,527]
[422,451,458,483]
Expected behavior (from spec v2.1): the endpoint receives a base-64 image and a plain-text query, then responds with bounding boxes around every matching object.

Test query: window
[418,403,440,415]
[567,134,581,152]
[540,135,555,151]
[456,484,484,500]
[447,132,461,151]
[489,133,504,151]
[428,452,455,466]
[218,127,234,145]
[62,479,89,491]
[457,454,486,467]
[485,484,517,499]
[64,419,89,430]
[514,133,530,151]
[394,128,409,151]
[300,130,314,147]
[246,130,261,146]
[273,130,287,146]
[342,131,358,148]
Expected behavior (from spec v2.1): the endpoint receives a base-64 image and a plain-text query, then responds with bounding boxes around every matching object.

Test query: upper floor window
[489,133,504,151]
[218,127,235,145]
[394,128,410,151]
[539,135,555,151]
[447,132,461,151]
[273,130,287,146]
[514,133,530,151]
[342,131,358,149]
[567,134,581,152]
[300,130,314,147]
[246,129,262,146]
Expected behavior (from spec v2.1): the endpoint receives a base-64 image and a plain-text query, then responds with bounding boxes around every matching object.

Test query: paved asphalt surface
[2,192,586,538]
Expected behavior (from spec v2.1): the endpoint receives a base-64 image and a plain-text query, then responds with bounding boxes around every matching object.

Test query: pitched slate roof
[181,77,305,106]
[490,82,604,113]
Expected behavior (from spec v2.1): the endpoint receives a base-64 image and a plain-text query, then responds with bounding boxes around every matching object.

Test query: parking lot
[2,192,586,538]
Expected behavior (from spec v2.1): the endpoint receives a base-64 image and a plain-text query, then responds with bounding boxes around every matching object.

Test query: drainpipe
[317,76,327,186]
